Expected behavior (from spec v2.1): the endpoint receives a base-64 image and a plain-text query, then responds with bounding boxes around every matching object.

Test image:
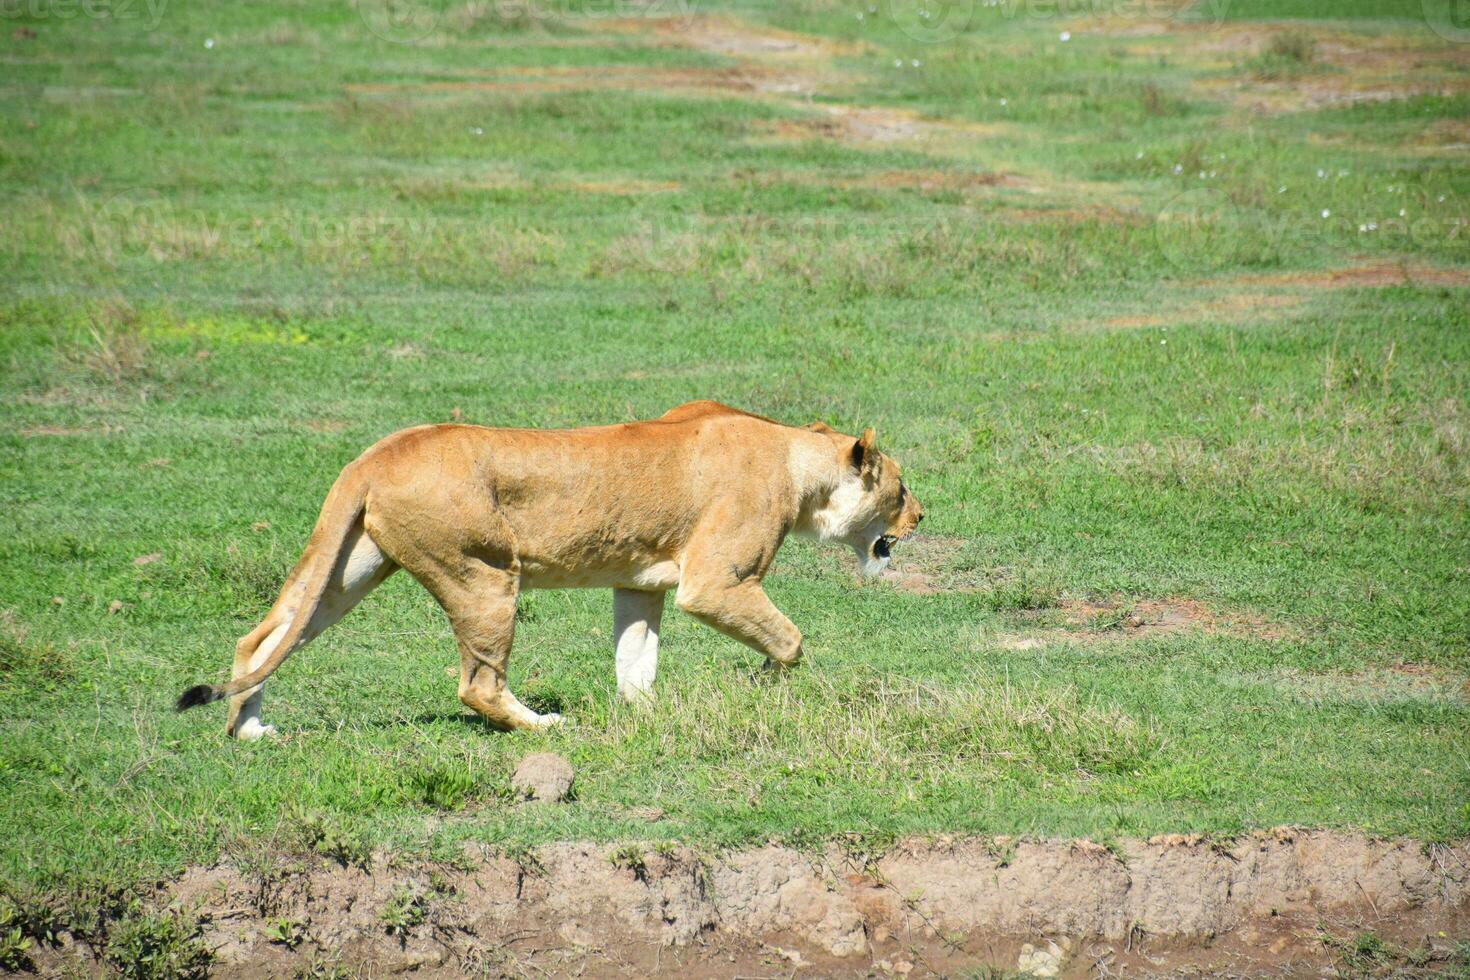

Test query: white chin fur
[853,544,890,578]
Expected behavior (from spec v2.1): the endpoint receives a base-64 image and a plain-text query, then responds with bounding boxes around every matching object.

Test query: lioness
[176,401,923,738]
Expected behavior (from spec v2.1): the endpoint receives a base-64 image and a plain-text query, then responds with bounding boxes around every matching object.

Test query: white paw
[532,712,566,730]
[234,719,277,741]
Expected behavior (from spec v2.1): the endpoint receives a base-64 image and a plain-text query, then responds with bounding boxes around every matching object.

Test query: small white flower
[1317,169,1325,178]
[471,127,483,135]
[204,38,215,49]
[1368,222,1377,231]
[999,98,1007,106]
[1059,30,1071,41]
[1321,209,1330,218]
[868,4,876,11]
[1358,224,1367,233]
[911,58,921,67]
[1399,208,1407,217]
[1135,151,1143,159]
[1438,194,1446,202]
[1172,164,1183,174]
[1160,339,1167,345]
[1218,153,1226,160]
[856,11,863,19]
[894,58,903,67]
[1209,170,1216,178]
[1199,171,1206,179]
[1277,186,1287,194]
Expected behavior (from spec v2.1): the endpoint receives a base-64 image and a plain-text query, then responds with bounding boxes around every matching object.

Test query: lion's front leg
[614,588,665,703]
[674,577,803,668]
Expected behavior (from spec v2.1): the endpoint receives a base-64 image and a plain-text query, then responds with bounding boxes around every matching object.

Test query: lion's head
[801,426,924,577]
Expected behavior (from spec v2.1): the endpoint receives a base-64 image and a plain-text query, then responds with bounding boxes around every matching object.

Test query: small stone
[1017,939,1066,977]
[893,960,914,975]
[512,752,574,803]
[108,599,124,614]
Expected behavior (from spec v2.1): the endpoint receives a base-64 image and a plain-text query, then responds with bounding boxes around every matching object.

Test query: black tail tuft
[176,684,220,712]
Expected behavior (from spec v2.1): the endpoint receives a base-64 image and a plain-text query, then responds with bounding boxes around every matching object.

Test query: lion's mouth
[872,535,894,560]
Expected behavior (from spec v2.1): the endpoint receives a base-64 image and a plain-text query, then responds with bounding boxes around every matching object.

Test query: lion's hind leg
[225,523,396,740]
[365,496,558,732]
[449,574,561,731]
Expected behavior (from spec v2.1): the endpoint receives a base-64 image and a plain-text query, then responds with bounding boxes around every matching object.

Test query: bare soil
[25,832,1468,977]
[1228,263,1470,290]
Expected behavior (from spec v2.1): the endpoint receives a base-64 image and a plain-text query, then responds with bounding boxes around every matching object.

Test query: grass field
[2,0,1469,906]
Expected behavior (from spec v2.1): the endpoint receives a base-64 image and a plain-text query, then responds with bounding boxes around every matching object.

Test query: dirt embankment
[27,830,1470,976]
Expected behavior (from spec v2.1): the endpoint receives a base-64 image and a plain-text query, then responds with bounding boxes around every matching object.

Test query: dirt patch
[828,169,1013,192]
[1068,19,1470,113]
[1001,596,1282,648]
[15,424,113,437]
[878,535,973,594]
[27,832,1469,977]
[345,65,775,98]
[602,14,867,63]
[755,104,1008,151]
[1064,596,1213,631]
[1228,262,1470,290]
[1416,118,1470,153]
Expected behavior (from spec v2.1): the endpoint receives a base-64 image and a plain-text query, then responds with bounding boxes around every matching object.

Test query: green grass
[1,0,1468,900]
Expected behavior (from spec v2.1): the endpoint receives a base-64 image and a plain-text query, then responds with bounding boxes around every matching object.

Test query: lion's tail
[175,467,368,712]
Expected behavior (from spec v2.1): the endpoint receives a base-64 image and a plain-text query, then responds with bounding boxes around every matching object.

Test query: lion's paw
[234,719,278,741]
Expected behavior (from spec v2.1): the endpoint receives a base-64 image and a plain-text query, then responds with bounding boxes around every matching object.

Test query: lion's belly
[518,559,681,592]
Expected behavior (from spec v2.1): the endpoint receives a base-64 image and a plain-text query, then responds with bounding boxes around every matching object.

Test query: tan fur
[180,401,923,736]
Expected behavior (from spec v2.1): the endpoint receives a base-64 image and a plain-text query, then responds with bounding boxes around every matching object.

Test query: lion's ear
[850,428,879,478]
[805,421,835,434]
